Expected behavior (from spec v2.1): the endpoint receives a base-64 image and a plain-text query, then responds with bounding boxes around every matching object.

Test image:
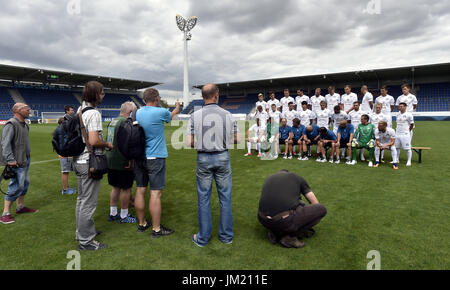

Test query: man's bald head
[12,103,29,113]
[202,83,219,100]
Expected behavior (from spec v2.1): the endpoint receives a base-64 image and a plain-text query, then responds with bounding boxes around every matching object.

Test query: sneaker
[78,240,107,251]
[320,158,327,163]
[75,230,102,242]
[368,161,373,167]
[0,214,15,224]
[297,156,303,161]
[381,159,385,164]
[329,159,334,164]
[62,188,76,195]
[373,162,380,168]
[192,234,205,247]
[279,235,305,248]
[335,159,340,164]
[316,158,322,162]
[390,160,394,164]
[151,225,174,238]
[283,154,288,159]
[406,161,412,167]
[302,156,309,161]
[267,230,279,245]
[288,155,292,160]
[118,214,137,224]
[15,207,38,215]
[348,160,357,165]
[244,153,252,156]
[257,153,262,157]
[108,213,120,222]
[393,164,399,170]
[137,221,151,233]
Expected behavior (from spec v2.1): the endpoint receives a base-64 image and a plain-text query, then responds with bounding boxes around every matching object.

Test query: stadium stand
[0,87,15,120]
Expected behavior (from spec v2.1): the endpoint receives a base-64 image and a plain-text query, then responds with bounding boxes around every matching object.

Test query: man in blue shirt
[301,124,320,160]
[277,118,291,159]
[317,127,337,163]
[288,118,305,160]
[333,120,354,164]
[135,88,180,238]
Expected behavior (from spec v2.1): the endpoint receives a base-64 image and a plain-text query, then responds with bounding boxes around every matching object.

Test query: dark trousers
[258,203,327,238]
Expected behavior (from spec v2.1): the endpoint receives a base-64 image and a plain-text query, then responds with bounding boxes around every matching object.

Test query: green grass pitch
[0,121,449,270]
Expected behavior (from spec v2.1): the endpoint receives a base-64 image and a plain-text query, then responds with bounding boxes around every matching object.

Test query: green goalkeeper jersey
[355,123,375,144]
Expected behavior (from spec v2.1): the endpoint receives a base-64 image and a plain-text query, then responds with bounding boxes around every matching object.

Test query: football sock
[110,206,118,217]
[247,142,251,154]
[407,149,412,163]
[120,208,128,219]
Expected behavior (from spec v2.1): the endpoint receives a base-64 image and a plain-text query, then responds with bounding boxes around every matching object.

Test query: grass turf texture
[0,121,449,270]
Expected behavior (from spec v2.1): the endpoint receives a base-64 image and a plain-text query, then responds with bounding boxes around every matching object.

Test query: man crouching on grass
[258,170,326,248]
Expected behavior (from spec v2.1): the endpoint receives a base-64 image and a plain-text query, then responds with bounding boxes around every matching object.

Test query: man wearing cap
[0,103,37,224]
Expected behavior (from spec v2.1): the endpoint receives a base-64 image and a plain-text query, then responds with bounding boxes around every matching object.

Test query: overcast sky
[0,0,449,101]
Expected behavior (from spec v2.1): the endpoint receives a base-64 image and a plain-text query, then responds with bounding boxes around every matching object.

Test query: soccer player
[341,85,358,112]
[374,121,398,169]
[375,85,395,127]
[360,85,374,113]
[298,101,315,126]
[295,89,310,111]
[348,101,365,160]
[266,91,281,112]
[310,88,325,116]
[325,86,340,112]
[333,120,354,164]
[277,118,291,158]
[395,102,414,166]
[245,118,265,157]
[268,103,281,124]
[255,105,269,127]
[255,93,267,113]
[288,118,305,160]
[396,84,418,113]
[302,124,320,159]
[348,114,376,167]
[330,105,348,135]
[280,89,295,113]
[316,127,337,163]
[370,103,389,128]
[315,100,331,129]
[282,102,298,127]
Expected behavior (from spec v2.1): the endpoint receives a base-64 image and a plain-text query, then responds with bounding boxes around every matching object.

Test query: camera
[2,166,17,180]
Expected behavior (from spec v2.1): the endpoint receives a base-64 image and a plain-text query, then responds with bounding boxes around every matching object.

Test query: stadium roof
[0,63,161,91]
[194,62,450,91]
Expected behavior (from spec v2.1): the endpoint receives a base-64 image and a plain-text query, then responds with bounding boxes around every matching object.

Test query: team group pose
[245,84,417,168]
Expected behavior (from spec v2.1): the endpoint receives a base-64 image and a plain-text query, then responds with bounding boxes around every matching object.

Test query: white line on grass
[31,159,60,165]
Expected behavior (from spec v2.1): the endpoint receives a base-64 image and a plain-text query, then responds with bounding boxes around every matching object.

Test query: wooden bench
[411,147,431,163]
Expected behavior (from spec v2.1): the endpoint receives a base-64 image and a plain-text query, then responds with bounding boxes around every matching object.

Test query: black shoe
[74,230,102,242]
[137,221,151,233]
[267,230,279,244]
[151,225,174,238]
[279,235,305,248]
[78,240,107,251]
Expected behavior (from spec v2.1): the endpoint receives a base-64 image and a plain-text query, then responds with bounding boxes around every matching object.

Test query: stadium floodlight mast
[176,14,198,108]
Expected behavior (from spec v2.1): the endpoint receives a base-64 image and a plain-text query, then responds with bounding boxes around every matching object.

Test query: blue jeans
[196,151,233,246]
[5,158,31,202]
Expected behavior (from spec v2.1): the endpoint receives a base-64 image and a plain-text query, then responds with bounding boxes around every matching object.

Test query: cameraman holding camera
[0,103,37,225]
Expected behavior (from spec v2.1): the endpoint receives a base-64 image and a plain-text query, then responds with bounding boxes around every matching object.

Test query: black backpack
[52,107,94,157]
[116,109,146,160]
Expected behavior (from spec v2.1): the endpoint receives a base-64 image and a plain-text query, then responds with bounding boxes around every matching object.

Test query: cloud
[0,0,448,101]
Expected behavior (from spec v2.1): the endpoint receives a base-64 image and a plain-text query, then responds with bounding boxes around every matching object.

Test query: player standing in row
[310,88,325,116]
[360,85,374,113]
[374,121,398,169]
[325,86,340,112]
[282,102,298,127]
[348,114,376,167]
[245,118,265,157]
[280,89,295,113]
[295,89,310,110]
[395,103,414,166]
[396,84,418,141]
[315,101,331,130]
[298,101,315,126]
[255,93,267,113]
[330,105,348,135]
[375,85,395,127]
[266,91,280,112]
[268,103,281,124]
[255,105,269,127]
[341,85,358,113]
[370,103,389,129]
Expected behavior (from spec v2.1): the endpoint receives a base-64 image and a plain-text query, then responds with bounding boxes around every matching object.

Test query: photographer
[0,103,37,225]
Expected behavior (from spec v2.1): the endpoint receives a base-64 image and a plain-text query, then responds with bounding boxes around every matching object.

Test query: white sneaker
[390,160,394,164]
[368,161,373,167]
[316,158,322,162]
[335,159,340,164]
[406,161,411,167]
[244,153,251,156]
[302,156,309,161]
[320,158,327,163]
[288,155,292,160]
[298,156,303,161]
[348,160,357,165]
[283,155,287,159]
[329,159,334,164]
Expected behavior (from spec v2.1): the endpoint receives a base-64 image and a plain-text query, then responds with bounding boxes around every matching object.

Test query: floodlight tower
[176,14,198,108]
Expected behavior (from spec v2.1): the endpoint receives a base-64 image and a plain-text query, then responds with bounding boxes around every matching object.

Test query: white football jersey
[269,110,281,123]
[341,93,358,111]
[280,96,295,113]
[316,108,331,129]
[295,95,311,109]
[375,127,396,144]
[396,112,414,135]
[349,109,364,128]
[331,111,349,128]
[361,92,374,113]
[396,94,418,112]
[249,124,262,139]
[310,95,325,114]
[255,101,267,112]
[375,95,395,115]
[370,112,389,128]
[282,110,298,127]
[266,99,280,111]
[298,109,315,126]
[325,93,341,110]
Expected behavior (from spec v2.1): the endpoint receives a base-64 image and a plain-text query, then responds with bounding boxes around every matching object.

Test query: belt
[258,210,293,222]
